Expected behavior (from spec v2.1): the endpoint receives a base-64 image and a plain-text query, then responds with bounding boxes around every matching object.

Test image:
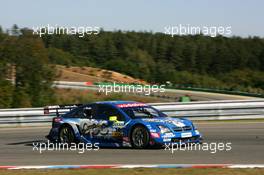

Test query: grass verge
[1,168,264,175]
[54,88,169,104]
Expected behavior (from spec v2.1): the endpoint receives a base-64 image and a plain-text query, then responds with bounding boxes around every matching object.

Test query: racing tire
[131,126,150,149]
[59,125,77,144]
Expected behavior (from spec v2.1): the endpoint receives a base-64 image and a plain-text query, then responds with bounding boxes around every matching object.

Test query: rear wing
[44,104,83,117]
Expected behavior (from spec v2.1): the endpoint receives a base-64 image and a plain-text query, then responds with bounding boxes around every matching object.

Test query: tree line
[42,28,264,93]
[0,25,264,108]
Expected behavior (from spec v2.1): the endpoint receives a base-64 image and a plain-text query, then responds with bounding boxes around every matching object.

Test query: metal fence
[1,99,264,127]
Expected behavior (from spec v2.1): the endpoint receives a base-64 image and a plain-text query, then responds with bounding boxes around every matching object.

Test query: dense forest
[1,25,264,107]
[41,28,264,91]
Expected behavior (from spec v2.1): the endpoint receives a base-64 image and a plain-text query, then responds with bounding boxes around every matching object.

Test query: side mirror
[109,116,118,122]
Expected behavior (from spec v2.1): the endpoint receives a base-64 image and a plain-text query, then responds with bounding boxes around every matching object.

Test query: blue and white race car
[46,101,202,148]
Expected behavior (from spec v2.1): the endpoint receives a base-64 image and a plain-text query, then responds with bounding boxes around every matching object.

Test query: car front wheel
[131,126,150,149]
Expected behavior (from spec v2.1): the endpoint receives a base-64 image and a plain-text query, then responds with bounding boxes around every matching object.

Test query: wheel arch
[129,123,150,142]
[59,122,81,139]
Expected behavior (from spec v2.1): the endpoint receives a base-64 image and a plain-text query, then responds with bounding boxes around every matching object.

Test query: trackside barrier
[0,100,264,126]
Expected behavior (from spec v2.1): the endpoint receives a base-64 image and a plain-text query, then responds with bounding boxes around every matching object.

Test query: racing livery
[46,101,202,148]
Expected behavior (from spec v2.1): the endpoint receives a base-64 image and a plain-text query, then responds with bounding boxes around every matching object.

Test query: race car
[45,101,202,148]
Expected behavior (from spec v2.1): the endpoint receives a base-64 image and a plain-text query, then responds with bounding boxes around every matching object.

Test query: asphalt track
[0,121,264,165]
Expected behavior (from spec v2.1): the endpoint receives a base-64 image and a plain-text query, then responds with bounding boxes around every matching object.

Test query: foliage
[40,31,264,94]
[1,25,264,107]
[0,25,55,107]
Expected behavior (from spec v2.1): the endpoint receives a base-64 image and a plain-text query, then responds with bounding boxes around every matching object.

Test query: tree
[10,24,20,36]
[1,32,56,107]
[12,35,55,107]
[0,25,3,34]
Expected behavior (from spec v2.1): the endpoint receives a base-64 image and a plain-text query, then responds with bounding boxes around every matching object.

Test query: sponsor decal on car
[181,132,192,138]
[149,129,157,132]
[150,132,160,138]
[171,121,185,127]
[162,133,175,138]
[113,121,125,128]
[112,131,123,137]
[146,124,152,129]
[142,119,164,122]
[163,138,171,142]
[116,103,147,108]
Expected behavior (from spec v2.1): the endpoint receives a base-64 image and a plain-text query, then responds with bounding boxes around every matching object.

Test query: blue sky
[0,0,263,37]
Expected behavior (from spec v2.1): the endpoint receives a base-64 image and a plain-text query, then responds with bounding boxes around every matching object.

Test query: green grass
[1,168,264,175]
[54,88,169,104]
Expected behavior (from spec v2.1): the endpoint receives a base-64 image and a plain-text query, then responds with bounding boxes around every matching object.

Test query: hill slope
[55,65,146,84]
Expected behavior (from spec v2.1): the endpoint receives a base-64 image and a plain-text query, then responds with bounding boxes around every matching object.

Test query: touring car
[45,101,202,148]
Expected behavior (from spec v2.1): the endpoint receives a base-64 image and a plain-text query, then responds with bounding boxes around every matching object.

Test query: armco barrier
[0,100,264,126]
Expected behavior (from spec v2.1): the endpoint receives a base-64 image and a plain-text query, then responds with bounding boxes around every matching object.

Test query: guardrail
[0,100,264,127]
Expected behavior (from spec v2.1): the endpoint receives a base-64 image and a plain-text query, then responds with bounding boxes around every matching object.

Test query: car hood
[139,117,192,128]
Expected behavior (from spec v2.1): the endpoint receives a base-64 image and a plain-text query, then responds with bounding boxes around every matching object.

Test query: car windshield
[121,106,167,119]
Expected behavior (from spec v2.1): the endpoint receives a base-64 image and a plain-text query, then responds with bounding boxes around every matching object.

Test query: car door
[92,104,126,143]
[77,104,101,140]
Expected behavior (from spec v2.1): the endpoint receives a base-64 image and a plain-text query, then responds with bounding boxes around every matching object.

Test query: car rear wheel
[59,125,76,143]
[131,126,150,149]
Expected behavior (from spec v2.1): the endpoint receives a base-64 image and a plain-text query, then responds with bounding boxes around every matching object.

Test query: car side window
[82,105,96,118]
[63,108,80,118]
[71,108,85,118]
[94,104,124,121]
[64,105,95,118]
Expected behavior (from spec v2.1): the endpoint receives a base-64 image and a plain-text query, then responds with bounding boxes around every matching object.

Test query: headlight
[158,125,171,134]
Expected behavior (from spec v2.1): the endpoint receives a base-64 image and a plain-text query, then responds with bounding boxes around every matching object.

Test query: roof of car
[95,101,141,105]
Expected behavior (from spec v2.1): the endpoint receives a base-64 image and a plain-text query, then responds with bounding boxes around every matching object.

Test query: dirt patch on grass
[55,65,146,84]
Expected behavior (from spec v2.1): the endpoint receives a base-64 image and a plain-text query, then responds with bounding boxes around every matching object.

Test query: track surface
[0,121,264,165]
